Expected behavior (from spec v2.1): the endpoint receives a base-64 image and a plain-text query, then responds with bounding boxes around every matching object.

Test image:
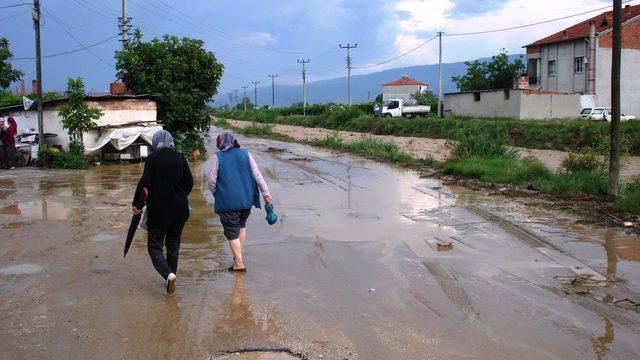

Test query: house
[525,4,640,116]
[0,83,160,160]
[382,75,428,101]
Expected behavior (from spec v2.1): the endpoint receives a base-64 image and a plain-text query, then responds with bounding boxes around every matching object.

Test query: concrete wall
[444,90,520,118]
[444,90,581,119]
[382,85,423,101]
[519,92,582,119]
[535,39,588,93]
[595,19,640,117]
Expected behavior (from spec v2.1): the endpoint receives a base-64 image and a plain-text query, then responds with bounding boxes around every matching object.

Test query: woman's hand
[263,194,273,204]
[131,206,143,215]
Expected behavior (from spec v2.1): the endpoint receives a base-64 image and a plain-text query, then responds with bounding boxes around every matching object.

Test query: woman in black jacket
[132,130,193,294]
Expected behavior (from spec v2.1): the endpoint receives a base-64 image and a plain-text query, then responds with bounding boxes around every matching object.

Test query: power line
[446,0,635,36]
[0,9,29,22]
[0,3,26,9]
[352,35,438,70]
[9,35,119,60]
[42,10,115,68]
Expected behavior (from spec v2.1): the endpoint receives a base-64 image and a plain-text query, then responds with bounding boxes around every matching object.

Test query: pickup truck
[374,98,431,118]
[580,107,636,122]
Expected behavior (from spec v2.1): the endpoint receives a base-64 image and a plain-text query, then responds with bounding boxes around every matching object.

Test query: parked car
[580,107,636,121]
[374,98,431,118]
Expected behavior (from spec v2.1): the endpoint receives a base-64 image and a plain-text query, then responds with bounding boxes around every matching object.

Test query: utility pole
[118,0,132,48]
[227,92,232,110]
[297,59,310,115]
[241,85,248,111]
[251,81,260,109]
[33,0,44,152]
[608,0,622,196]
[233,89,239,110]
[437,31,443,118]
[339,43,357,106]
[268,74,278,109]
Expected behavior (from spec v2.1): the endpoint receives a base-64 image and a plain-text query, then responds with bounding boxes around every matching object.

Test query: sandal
[228,266,247,272]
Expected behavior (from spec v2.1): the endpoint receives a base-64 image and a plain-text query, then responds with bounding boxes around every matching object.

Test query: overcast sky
[2,0,632,95]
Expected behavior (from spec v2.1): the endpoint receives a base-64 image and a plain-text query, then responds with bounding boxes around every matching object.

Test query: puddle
[0,263,43,275]
[215,351,301,360]
[90,233,118,242]
[0,200,71,220]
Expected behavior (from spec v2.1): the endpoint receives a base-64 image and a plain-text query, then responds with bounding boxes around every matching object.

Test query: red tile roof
[383,77,427,86]
[525,4,640,48]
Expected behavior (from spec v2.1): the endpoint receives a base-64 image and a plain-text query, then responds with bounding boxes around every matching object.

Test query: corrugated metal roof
[0,94,154,112]
[525,4,640,48]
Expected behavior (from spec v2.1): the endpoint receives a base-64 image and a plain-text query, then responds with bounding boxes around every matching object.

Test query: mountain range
[213,54,524,107]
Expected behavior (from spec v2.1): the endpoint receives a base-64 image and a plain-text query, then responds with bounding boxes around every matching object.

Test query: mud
[0,127,639,359]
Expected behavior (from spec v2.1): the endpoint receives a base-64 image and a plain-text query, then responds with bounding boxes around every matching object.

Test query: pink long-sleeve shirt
[208,151,270,196]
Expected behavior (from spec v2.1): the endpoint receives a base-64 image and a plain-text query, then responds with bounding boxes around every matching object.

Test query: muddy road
[1,128,639,359]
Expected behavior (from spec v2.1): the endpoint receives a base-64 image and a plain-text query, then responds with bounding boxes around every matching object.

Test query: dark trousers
[0,145,5,168]
[147,223,185,279]
[4,144,16,168]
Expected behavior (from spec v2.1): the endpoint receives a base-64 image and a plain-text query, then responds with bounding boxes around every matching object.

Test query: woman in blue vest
[208,132,272,272]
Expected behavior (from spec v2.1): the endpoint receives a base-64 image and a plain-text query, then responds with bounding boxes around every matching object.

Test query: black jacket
[133,148,194,228]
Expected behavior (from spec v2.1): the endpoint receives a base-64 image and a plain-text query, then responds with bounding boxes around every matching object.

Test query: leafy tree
[0,91,59,107]
[411,90,437,106]
[0,38,23,89]
[115,30,224,149]
[375,93,383,103]
[58,77,103,148]
[452,50,525,92]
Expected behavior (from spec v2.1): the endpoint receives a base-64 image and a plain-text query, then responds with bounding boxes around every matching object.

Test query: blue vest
[214,147,261,213]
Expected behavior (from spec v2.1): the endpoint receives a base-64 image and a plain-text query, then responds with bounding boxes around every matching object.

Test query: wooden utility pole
[608,0,622,196]
[33,0,44,152]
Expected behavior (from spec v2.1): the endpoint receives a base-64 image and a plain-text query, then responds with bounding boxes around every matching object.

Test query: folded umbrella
[265,203,278,225]
[124,187,148,258]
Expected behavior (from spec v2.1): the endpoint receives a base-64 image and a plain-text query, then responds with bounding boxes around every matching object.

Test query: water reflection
[603,230,618,278]
[0,200,71,220]
[214,274,278,342]
[591,317,614,360]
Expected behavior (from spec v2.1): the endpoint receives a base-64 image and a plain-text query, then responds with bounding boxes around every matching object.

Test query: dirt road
[1,127,639,359]
[225,119,640,179]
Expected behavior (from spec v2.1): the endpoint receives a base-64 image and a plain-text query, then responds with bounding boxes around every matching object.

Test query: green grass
[443,156,610,197]
[216,108,640,155]
[312,136,433,166]
[614,177,640,214]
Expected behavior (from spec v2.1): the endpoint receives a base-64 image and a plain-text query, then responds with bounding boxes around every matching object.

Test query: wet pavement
[0,127,639,359]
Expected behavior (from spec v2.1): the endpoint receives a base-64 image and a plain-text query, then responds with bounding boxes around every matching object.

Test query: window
[504,89,510,100]
[580,108,592,115]
[387,101,399,109]
[528,58,541,85]
[548,60,556,76]
[593,108,604,115]
[574,57,584,73]
[473,92,481,102]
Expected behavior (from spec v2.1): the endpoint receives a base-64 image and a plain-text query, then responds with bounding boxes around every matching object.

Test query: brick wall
[85,99,157,111]
[599,17,640,49]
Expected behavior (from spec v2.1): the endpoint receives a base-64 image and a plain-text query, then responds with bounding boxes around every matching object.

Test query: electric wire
[9,35,119,60]
[0,9,29,22]
[42,10,115,68]
[352,35,438,69]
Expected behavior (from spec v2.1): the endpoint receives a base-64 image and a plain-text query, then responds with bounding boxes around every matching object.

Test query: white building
[382,75,428,102]
[0,91,159,159]
[525,4,640,116]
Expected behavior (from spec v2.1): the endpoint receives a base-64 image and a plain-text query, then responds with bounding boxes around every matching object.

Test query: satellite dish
[23,96,34,111]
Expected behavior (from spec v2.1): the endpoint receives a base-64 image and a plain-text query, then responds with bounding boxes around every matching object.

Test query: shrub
[614,176,640,214]
[561,152,602,173]
[39,142,87,169]
[448,126,518,159]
